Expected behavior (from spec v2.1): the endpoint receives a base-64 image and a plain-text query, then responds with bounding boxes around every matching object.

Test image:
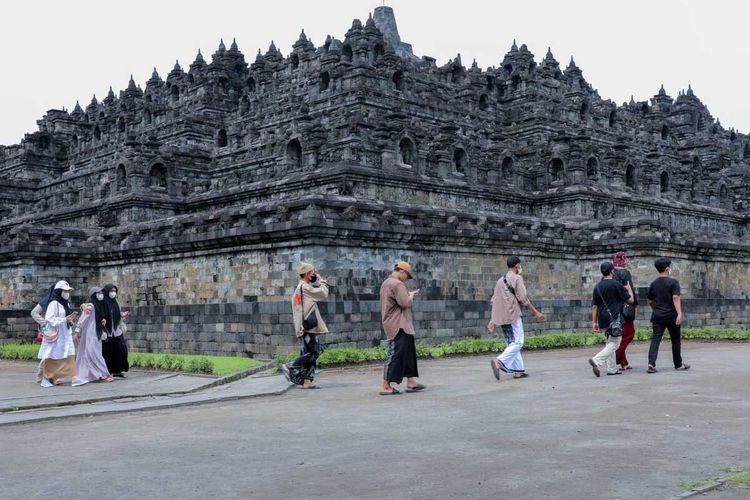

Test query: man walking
[589,262,634,377]
[379,261,425,395]
[488,256,545,380]
[283,262,329,389]
[612,252,638,370]
[646,258,690,373]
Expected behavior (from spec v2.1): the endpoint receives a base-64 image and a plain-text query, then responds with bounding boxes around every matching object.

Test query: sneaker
[40,379,54,388]
[72,378,88,387]
[588,358,601,377]
[675,364,691,371]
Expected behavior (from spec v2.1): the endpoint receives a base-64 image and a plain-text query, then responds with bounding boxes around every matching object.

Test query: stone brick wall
[3,244,749,357]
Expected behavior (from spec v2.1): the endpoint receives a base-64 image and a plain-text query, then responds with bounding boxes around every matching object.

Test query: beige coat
[291,280,329,337]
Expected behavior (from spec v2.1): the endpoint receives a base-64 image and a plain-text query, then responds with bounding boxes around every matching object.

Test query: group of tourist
[32,281,129,387]
[282,252,690,394]
[31,253,688,392]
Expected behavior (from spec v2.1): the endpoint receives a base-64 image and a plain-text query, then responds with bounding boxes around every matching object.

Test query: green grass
[276,327,750,368]
[679,468,750,492]
[0,343,262,376]
[725,468,750,488]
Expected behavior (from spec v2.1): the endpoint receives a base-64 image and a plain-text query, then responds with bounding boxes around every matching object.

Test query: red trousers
[615,320,636,367]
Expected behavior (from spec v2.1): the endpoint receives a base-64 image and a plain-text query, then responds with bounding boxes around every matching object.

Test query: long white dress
[37,300,77,382]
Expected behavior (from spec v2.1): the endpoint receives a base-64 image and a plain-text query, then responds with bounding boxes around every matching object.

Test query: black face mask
[309,274,318,283]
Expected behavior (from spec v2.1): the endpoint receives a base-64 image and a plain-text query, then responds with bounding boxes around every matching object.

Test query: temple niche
[0,7,748,356]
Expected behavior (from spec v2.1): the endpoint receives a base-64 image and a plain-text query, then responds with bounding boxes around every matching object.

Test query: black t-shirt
[647,276,681,323]
[592,279,630,329]
[613,268,638,306]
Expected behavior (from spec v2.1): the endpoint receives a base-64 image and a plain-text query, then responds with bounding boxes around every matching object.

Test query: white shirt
[37,300,76,360]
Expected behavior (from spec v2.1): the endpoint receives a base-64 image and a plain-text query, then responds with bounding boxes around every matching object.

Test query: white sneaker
[72,378,88,387]
[40,379,54,388]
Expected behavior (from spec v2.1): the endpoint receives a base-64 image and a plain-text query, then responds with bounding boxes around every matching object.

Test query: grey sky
[1,0,747,146]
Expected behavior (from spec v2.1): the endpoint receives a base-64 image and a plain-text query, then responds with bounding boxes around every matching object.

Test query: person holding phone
[379,261,425,395]
[37,280,79,387]
[283,263,329,389]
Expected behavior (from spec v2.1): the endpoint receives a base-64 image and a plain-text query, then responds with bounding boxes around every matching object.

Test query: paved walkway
[1,341,749,499]
[0,359,289,425]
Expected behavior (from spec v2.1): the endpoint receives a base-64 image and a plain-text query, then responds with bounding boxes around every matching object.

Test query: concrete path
[0,360,219,412]
[1,341,749,500]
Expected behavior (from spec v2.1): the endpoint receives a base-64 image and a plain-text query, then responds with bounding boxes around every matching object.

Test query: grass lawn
[0,343,263,376]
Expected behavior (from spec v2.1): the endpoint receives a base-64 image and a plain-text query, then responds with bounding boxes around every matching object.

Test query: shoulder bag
[299,287,319,331]
[595,283,623,337]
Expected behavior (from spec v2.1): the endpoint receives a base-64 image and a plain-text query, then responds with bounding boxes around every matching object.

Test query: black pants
[648,322,683,367]
[288,333,321,385]
[383,330,419,384]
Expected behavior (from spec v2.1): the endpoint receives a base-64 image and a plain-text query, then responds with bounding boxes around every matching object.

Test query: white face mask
[96,293,104,301]
[61,291,70,301]
[109,291,117,299]
[517,266,523,275]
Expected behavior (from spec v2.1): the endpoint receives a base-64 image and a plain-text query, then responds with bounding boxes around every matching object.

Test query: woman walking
[30,283,55,382]
[101,284,130,377]
[73,287,113,384]
[38,281,78,387]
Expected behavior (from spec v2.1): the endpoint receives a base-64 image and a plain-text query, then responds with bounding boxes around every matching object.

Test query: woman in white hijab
[37,281,79,387]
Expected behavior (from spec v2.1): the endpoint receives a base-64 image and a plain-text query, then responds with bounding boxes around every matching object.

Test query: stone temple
[1,7,749,356]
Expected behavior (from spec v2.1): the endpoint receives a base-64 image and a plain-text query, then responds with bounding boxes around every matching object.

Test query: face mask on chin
[96,293,104,301]
[61,291,70,301]
[109,292,117,299]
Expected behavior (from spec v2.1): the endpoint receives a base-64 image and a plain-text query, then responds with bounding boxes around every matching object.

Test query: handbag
[622,303,636,322]
[42,325,59,343]
[615,268,636,322]
[299,288,319,331]
[35,329,43,343]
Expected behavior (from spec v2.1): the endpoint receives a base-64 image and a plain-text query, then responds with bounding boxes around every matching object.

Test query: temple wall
[2,244,749,357]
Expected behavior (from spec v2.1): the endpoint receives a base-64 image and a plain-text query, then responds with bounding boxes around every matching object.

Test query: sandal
[406,384,426,392]
[379,388,401,396]
[490,360,501,380]
[281,364,291,383]
[513,373,529,379]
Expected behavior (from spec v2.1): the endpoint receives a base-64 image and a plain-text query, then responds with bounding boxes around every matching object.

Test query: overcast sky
[1,0,747,146]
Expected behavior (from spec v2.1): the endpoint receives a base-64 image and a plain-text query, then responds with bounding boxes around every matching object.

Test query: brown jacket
[380,276,415,340]
[291,280,329,337]
[490,271,530,326]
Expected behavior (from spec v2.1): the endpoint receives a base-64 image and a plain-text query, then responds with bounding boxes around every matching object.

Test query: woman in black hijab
[101,284,130,377]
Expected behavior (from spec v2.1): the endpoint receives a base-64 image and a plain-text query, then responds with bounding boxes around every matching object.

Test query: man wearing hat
[488,256,545,380]
[612,251,638,370]
[379,261,425,395]
[589,261,634,377]
[283,262,329,389]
